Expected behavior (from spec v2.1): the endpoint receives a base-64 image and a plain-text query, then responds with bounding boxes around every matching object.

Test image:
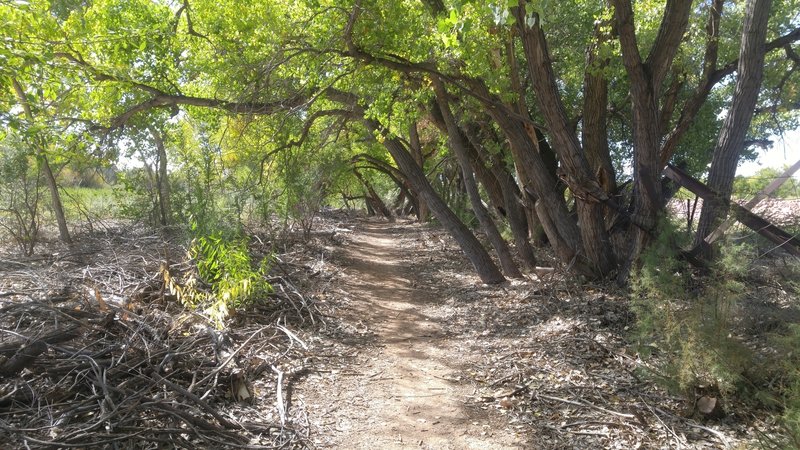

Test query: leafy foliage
[165,225,272,328]
[732,166,800,199]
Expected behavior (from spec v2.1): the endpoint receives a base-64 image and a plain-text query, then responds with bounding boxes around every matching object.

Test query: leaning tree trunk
[328,86,505,283]
[468,81,583,267]
[433,77,523,279]
[431,100,537,269]
[463,128,538,269]
[12,78,71,245]
[515,4,616,277]
[693,0,772,256]
[408,122,431,222]
[353,169,394,220]
[377,130,505,283]
[39,154,71,244]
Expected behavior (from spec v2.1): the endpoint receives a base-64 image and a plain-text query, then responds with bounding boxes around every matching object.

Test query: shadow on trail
[300,218,527,449]
[332,222,450,356]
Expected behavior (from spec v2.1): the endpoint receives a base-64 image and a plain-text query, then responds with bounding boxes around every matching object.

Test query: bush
[630,220,751,399]
[165,225,272,328]
[770,323,800,447]
[0,140,43,255]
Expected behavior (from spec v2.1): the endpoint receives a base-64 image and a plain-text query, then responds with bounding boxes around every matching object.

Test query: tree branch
[645,0,693,89]
[660,24,800,165]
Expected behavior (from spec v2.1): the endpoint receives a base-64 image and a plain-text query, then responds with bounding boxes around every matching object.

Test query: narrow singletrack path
[299,220,523,449]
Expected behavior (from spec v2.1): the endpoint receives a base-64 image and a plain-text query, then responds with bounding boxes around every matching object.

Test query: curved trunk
[353,170,394,220]
[12,79,71,245]
[464,130,538,269]
[473,86,580,265]
[326,87,505,283]
[376,130,505,283]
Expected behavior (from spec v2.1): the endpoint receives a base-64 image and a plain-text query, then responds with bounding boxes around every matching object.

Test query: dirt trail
[300,221,524,449]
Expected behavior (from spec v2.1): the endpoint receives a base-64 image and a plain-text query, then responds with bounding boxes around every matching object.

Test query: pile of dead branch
[0,224,331,449]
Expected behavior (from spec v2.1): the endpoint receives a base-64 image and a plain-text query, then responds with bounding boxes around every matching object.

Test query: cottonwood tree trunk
[353,169,393,220]
[463,129,538,269]
[352,153,419,216]
[693,0,772,256]
[515,3,615,277]
[433,77,523,279]
[376,129,505,283]
[408,122,430,222]
[12,79,71,245]
[327,88,505,283]
[613,0,692,276]
[430,100,538,270]
[469,81,583,269]
[582,22,617,199]
[40,154,70,244]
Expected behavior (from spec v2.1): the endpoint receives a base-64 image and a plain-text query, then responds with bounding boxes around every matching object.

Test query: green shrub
[770,323,800,447]
[167,225,272,328]
[630,220,751,398]
[0,139,43,255]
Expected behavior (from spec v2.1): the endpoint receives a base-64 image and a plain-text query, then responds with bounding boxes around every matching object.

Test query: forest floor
[0,213,795,448]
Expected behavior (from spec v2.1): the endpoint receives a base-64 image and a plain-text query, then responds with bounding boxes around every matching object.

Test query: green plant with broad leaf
[166,223,272,328]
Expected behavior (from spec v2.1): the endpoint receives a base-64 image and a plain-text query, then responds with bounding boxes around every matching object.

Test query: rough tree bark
[327,89,505,284]
[693,0,773,255]
[612,0,693,275]
[408,122,430,222]
[463,128,538,269]
[468,81,583,269]
[429,100,537,269]
[148,126,171,227]
[515,2,616,276]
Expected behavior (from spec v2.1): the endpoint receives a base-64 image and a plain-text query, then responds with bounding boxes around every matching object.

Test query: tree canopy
[2,0,799,281]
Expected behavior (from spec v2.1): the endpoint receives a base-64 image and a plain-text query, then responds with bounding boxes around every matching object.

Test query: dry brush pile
[0,223,340,449]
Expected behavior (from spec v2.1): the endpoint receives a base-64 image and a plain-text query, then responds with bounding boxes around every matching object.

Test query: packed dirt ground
[0,212,796,448]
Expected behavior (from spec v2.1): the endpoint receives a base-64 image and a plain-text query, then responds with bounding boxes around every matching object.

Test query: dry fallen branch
[0,224,333,449]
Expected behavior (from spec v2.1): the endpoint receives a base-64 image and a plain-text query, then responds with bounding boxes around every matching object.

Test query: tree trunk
[461,124,538,269]
[354,169,394,220]
[612,0,693,277]
[515,3,615,277]
[40,154,71,244]
[353,153,418,215]
[582,22,617,198]
[408,122,430,222]
[328,86,505,283]
[468,81,582,268]
[149,126,172,227]
[378,129,505,283]
[694,0,772,254]
[433,77,523,279]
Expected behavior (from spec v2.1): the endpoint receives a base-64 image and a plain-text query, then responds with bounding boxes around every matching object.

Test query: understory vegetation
[631,220,800,447]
